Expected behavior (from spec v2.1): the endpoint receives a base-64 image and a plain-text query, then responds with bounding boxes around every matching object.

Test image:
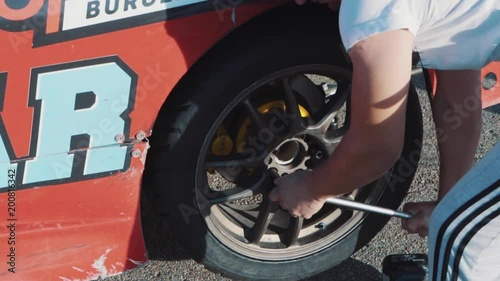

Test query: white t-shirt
[339,0,500,70]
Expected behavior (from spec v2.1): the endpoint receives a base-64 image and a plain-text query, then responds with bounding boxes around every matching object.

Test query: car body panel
[0,1,284,280]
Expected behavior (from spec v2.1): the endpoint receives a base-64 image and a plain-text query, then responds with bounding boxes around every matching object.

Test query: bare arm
[312,29,415,199]
[271,29,415,219]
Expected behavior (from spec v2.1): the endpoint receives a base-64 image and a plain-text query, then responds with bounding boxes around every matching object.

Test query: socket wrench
[325,197,413,219]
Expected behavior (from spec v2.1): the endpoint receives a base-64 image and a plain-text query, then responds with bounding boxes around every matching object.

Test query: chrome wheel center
[268,137,310,176]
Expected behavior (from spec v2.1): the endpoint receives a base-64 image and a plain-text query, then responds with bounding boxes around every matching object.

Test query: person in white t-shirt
[270,0,500,279]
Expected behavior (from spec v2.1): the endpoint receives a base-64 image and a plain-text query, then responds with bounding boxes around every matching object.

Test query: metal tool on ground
[382,254,429,281]
[325,197,414,219]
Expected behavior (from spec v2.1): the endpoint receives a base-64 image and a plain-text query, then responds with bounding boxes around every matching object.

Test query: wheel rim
[195,65,390,261]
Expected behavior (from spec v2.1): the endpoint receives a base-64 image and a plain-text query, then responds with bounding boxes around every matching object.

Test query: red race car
[0,1,498,280]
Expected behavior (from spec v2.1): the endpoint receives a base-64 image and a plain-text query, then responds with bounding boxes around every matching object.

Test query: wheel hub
[268,137,310,176]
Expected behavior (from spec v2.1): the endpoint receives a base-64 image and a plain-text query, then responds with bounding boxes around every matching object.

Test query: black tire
[144,5,423,281]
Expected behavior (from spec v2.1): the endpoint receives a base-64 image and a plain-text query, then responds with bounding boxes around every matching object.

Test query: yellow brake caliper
[211,101,310,158]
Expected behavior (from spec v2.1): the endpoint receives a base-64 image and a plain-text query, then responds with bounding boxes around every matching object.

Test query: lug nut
[315,151,323,159]
[316,222,327,230]
[269,168,279,178]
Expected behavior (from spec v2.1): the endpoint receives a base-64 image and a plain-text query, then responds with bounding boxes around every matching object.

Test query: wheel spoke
[206,150,268,169]
[311,80,350,129]
[218,204,258,229]
[324,126,347,143]
[245,198,279,244]
[322,127,346,155]
[281,77,305,132]
[207,173,270,205]
[283,217,304,247]
[242,99,267,132]
[305,80,350,143]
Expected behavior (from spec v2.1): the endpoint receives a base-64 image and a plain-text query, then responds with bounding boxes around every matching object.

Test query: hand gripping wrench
[269,169,413,219]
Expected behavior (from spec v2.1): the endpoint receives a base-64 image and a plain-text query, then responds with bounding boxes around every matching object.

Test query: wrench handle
[325,197,413,219]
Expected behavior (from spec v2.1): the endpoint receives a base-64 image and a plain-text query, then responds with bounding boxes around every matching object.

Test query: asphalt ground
[106,72,500,281]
